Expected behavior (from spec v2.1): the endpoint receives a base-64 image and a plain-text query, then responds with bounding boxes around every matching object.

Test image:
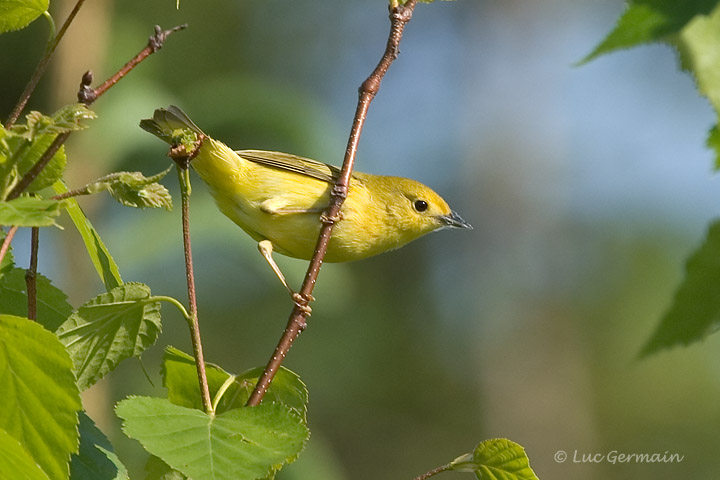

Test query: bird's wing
[236,150,341,184]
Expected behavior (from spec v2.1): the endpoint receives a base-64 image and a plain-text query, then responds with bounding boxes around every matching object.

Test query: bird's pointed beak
[439,210,473,230]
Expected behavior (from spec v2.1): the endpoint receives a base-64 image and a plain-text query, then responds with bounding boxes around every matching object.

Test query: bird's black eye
[414,199,428,212]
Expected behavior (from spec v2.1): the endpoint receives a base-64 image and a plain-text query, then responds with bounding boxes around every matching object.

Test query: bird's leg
[257,240,314,314]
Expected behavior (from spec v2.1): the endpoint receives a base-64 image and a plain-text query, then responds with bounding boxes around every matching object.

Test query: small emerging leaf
[17,104,97,138]
[116,397,309,480]
[56,282,162,390]
[0,196,62,226]
[53,180,123,291]
[450,438,539,480]
[0,314,82,480]
[641,219,720,356]
[0,0,49,34]
[88,168,173,210]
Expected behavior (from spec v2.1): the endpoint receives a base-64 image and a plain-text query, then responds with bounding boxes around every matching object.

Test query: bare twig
[5,25,186,202]
[5,0,87,129]
[77,25,187,104]
[246,0,418,406]
[177,165,213,415]
[25,227,39,320]
[411,464,451,480]
[0,226,19,267]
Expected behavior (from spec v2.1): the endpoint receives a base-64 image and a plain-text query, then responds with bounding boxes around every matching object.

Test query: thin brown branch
[77,25,187,105]
[7,133,70,201]
[5,24,186,202]
[50,185,91,201]
[177,166,213,415]
[411,464,452,480]
[25,227,39,321]
[5,0,87,129]
[0,226,19,267]
[246,0,418,406]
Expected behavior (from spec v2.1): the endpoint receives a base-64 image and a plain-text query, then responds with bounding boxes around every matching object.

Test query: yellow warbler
[141,106,470,294]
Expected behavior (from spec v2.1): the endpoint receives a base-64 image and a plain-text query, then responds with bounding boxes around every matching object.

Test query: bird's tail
[139,105,205,144]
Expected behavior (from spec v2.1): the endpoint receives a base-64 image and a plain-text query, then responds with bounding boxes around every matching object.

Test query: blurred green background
[3,0,720,478]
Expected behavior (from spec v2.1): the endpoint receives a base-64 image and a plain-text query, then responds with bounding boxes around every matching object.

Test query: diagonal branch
[5,0,88,129]
[6,25,187,202]
[246,0,418,406]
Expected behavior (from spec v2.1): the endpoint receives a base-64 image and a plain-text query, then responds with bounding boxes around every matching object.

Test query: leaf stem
[212,374,237,413]
[411,464,452,480]
[5,0,87,129]
[25,227,39,320]
[151,295,191,322]
[246,0,418,406]
[176,166,213,415]
[0,226,19,267]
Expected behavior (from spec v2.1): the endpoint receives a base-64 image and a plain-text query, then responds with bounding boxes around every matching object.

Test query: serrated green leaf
[580,0,718,64]
[88,169,173,210]
[71,411,129,480]
[49,104,97,132]
[16,105,96,138]
[144,456,187,480]
[0,267,73,332]
[18,135,67,192]
[449,438,539,480]
[0,0,49,34]
[56,282,162,390]
[0,314,81,480]
[163,346,308,419]
[641,219,720,356]
[0,196,62,226]
[0,427,50,480]
[53,180,123,291]
[116,397,309,480]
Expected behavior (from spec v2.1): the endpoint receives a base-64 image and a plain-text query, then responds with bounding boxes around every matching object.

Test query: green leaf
[0,0,49,33]
[0,196,62,226]
[0,106,93,198]
[0,267,73,332]
[16,105,96,138]
[116,397,309,480]
[71,411,129,480]
[56,282,162,390]
[708,123,720,169]
[163,346,308,419]
[0,314,82,480]
[449,438,539,480]
[144,456,187,480]
[17,134,67,192]
[0,428,50,480]
[87,168,173,210]
[580,0,718,64]
[53,180,123,291]
[641,219,720,355]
